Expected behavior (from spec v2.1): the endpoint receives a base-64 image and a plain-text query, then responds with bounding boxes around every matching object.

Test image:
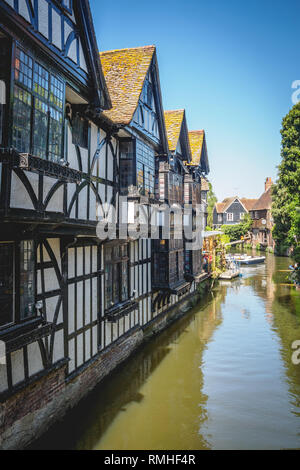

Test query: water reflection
[30,254,300,450]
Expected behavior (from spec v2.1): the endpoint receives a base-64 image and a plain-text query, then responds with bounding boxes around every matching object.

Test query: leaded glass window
[20,241,35,320]
[12,47,65,162]
[12,85,32,153]
[33,98,48,158]
[15,48,33,90]
[120,140,135,193]
[136,140,155,196]
[104,244,129,310]
[48,107,63,162]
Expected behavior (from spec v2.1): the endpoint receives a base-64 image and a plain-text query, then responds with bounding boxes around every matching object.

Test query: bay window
[12,47,65,163]
[119,139,155,196]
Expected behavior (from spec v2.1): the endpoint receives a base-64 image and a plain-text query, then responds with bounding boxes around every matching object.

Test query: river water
[31,253,300,450]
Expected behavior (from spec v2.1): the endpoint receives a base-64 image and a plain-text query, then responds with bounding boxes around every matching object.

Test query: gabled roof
[240,198,259,211]
[188,131,204,165]
[77,0,112,110]
[252,187,272,211]
[164,110,185,152]
[100,45,156,125]
[215,202,226,214]
[164,109,192,161]
[188,131,210,174]
[215,196,258,214]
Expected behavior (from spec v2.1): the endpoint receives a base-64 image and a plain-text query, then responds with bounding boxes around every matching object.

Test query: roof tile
[100,45,155,125]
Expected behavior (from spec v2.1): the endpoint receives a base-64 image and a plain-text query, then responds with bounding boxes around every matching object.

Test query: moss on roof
[188,130,205,166]
[100,45,155,125]
[164,110,185,152]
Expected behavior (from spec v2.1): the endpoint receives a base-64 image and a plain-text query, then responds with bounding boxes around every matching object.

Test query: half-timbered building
[0,3,213,449]
[185,130,210,281]
[152,110,191,308]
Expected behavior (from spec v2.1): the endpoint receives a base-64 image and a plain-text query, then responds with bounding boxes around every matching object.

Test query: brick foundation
[0,327,143,450]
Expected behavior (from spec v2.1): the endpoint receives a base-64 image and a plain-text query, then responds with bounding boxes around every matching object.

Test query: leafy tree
[207,183,218,227]
[272,103,300,278]
[220,213,253,242]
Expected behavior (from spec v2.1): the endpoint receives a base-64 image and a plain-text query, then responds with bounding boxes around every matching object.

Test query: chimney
[265,177,273,192]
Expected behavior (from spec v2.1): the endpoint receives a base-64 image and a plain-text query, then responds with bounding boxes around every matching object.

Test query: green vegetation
[207,183,218,228]
[220,213,253,242]
[272,103,300,282]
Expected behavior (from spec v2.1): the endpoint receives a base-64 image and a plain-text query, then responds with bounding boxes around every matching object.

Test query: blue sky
[90,0,299,201]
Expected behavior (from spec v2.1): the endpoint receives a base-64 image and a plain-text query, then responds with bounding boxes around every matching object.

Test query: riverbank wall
[0,278,211,450]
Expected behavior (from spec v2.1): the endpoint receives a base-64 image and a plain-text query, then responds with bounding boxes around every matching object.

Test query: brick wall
[0,327,143,450]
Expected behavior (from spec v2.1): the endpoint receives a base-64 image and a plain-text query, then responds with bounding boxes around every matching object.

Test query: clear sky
[90,0,299,201]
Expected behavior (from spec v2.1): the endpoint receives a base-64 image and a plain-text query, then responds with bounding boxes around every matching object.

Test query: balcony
[0,148,82,184]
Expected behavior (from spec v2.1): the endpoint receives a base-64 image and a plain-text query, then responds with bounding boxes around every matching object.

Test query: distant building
[213,197,258,228]
[249,178,275,250]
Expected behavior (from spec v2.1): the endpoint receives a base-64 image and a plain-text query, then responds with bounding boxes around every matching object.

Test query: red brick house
[250,178,275,250]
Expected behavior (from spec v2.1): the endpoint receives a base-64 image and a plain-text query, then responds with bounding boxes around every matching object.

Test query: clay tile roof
[100,45,155,125]
[188,131,205,166]
[164,110,185,152]
[215,202,225,213]
[240,198,259,211]
[221,197,236,211]
[252,187,273,211]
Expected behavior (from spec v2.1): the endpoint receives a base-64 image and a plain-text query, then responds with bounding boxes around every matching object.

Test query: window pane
[12,85,32,153]
[15,48,33,90]
[112,264,119,304]
[72,114,88,149]
[0,244,14,328]
[121,261,128,301]
[33,98,48,158]
[48,107,63,162]
[50,75,64,110]
[20,240,35,320]
[33,62,49,100]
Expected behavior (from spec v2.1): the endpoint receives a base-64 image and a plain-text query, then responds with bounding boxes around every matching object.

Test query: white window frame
[227,213,233,222]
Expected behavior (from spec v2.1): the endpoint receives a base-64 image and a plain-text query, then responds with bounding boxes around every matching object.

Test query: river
[30,253,300,450]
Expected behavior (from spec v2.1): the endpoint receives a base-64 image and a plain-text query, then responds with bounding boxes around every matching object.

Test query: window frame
[227,212,234,222]
[104,243,130,311]
[11,44,65,163]
[0,240,37,332]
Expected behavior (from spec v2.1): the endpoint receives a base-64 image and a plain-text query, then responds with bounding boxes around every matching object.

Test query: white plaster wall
[38,0,49,38]
[27,342,43,377]
[53,329,64,363]
[11,350,24,386]
[18,0,30,22]
[0,364,8,393]
[10,172,36,210]
[44,177,64,213]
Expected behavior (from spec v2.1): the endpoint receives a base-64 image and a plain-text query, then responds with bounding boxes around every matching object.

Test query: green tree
[207,183,218,227]
[272,103,300,276]
[221,213,253,242]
